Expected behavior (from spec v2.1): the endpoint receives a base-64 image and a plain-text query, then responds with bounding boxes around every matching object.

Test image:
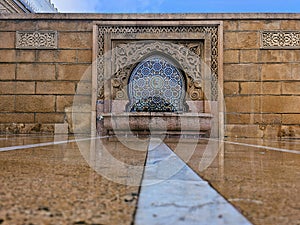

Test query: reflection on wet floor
[77,136,148,186]
[166,138,300,225]
[0,134,77,148]
[0,135,147,225]
[0,135,299,225]
[225,137,300,152]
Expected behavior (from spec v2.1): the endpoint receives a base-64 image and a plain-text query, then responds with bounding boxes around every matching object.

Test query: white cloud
[51,0,300,13]
[51,0,99,12]
[51,0,165,13]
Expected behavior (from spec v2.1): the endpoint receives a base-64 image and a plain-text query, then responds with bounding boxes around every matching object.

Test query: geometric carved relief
[112,41,203,102]
[261,31,300,49]
[96,25,219,101]
[16,31,58,49]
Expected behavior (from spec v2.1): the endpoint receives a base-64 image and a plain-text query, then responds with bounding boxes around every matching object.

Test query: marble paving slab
[135,138,252,225]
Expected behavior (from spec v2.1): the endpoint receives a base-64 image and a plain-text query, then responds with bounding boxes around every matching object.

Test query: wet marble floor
[0,135,147,225]
[0,134,299,225]
[166,137,300,225]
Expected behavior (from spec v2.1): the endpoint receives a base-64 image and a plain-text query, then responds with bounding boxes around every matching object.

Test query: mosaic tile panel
[127,55,187,112]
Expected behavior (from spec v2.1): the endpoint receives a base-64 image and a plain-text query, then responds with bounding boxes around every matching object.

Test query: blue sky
[50,0,300,13]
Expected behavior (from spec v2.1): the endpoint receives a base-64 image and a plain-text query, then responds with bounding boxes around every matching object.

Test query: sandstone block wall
[0,14,299,138]
[223,19,300,138]
[0,16,93,133]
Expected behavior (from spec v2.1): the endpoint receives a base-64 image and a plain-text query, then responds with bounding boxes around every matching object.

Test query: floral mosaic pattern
[127,55,187,112]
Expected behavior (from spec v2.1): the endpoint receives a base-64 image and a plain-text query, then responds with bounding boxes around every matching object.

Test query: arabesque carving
[261,31,300,49]
[96,25,219,101]
[112,41,203,101]
[16,31,57,49]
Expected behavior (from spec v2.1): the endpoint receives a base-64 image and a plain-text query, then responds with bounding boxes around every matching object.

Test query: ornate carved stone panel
[112,40,204,102]
[16,31,58,49]
[95,24,219,102]
[261,31,300,49]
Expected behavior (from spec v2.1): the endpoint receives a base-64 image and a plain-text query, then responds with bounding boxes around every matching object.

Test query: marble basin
[100,112,213,136]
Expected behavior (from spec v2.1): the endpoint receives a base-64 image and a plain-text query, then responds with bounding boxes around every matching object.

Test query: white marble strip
[0,135,55,140]
[0,136,105,152]
[224,140,300,154]
[221,140,300,154]
[202,138,300,155]
[251,139,300,147]
[255,138,300,145]
[135,138,252,225]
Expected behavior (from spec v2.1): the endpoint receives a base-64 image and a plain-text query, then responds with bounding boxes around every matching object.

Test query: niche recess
[92,20,223,137]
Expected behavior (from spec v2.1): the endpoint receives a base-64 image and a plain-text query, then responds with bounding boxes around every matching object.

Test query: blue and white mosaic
[127,55,187,112]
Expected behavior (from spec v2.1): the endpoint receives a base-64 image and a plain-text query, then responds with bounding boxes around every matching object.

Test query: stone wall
[0,15,93,133]
[0,14,299,138]
[223,19,300,138]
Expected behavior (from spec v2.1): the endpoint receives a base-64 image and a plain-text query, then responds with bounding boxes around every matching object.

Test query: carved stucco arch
[96,25,219,103]
[111,41,204,101]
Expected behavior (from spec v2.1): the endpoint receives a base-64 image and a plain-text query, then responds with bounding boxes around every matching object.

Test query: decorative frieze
[16,31,58,49]
[96,25,219,101]
[261,31,300,49]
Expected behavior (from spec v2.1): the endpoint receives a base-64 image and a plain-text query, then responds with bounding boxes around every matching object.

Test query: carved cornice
[19,0,57,12]
[0,0,57,13]
[0,3,10,13]
[0,0,29,13]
